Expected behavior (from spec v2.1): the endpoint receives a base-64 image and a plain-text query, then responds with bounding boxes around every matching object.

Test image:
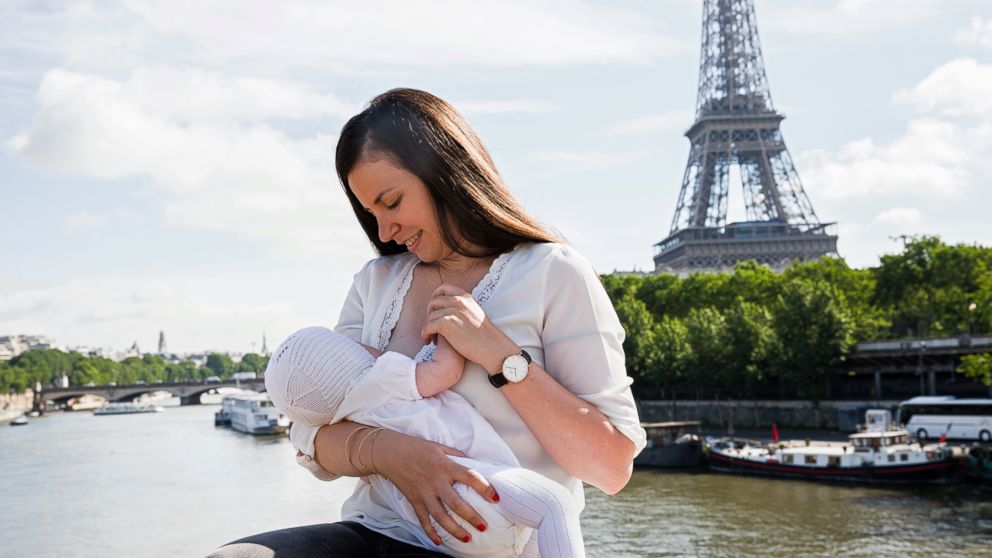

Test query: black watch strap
[488,372,510,389]
[488,349,532,389]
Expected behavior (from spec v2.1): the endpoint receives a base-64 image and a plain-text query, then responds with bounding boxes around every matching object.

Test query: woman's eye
[386,196,402,210]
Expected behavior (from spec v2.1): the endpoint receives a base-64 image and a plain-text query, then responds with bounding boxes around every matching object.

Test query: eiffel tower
[653,0,837,274]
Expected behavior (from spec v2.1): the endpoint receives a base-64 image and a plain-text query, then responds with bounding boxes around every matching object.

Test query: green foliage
[873,236,992,337]
[0,349,208,393]
[771,279,853,402]
[205,353,235,379]
[602,237,990,400]
[960,353,992,386]
[237,353,268,374]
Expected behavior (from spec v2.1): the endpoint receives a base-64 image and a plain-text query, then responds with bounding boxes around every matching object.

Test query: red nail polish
[492,491,500,503]
[477,523,486,532]
[462,535,471,543]
[433,537,442,546]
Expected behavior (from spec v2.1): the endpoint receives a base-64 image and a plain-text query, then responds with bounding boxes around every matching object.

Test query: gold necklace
[437,257,481,291]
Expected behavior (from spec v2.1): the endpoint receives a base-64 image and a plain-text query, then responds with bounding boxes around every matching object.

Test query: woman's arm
[311,421,497,545]
[422,287,636,493]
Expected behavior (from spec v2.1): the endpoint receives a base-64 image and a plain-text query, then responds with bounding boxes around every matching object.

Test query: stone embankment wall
[1,391,33,419]
[638,399,904,432]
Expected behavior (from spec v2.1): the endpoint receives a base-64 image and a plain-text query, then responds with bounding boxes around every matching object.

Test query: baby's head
[265,326,376,426]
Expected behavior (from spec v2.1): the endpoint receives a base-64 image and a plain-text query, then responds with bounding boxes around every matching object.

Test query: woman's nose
[378,219,398,243]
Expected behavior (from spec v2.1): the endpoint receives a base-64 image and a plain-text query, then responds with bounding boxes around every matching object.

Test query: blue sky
[2,0,992,354]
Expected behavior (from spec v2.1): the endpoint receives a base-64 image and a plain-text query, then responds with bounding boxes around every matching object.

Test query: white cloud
[799,118,973,200]
[871,207,921,226]
[1,0,682,75]
[762,0,943,37]
[7,68,366,257]
[530,150,640,175]
[0,279,301,353]
[894,58,992,118]
[608,110,691,135]
[456,100,558,115]
[953,16,992,47]
[62,210,104,231]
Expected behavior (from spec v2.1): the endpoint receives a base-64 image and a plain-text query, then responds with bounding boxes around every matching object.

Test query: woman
[212,88,645,557]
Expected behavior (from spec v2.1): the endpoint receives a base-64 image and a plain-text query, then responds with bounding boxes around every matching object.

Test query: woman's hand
[422,284,518,373]
[375,429,498,545]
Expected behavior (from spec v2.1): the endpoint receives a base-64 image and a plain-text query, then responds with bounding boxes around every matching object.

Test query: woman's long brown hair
[336,88,560,257]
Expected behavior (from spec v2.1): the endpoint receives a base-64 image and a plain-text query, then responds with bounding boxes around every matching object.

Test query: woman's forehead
[349,159,420,203]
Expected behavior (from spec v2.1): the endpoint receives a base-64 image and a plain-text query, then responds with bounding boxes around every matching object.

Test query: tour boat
[10,414,28,426]
[705,410,962,484]
[634,421,705,468]
[222,393,289,435]
[93,402,165,415]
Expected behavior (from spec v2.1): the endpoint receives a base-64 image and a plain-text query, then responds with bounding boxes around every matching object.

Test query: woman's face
[348,157,449,262]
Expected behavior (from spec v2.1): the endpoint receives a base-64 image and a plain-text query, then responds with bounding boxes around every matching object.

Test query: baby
[264,326,584,558]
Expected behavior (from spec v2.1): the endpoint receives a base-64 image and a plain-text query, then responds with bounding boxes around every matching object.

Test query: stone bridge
[37,379,267,409]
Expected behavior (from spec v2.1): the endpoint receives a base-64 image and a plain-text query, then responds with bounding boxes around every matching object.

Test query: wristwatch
[488,349,532,389]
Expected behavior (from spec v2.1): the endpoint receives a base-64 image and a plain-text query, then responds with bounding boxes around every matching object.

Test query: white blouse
[290,242,646,533]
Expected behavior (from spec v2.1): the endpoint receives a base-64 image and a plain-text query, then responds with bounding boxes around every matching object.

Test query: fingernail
[492,491,500,503]
[476,523,486,532]
[462,535,471,543]
[433,537,442,546]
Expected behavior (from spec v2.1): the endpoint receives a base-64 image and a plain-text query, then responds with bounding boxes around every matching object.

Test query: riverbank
[1,391,33,421]
[638,399,903,432]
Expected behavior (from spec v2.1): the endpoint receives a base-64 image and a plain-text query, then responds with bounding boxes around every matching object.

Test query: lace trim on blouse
[377,245,520,362]
[375,260,418,351]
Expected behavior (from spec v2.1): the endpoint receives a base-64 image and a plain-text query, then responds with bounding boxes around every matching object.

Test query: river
[2,403,990,557]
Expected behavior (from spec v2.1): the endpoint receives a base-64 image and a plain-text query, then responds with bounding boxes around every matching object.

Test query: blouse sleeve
[539,245,647,455]
[290,260,373,481]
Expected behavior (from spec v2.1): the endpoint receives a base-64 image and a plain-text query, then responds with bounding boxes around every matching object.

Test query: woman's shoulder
[348,252,420,299]
[510,241,597,277]
[356,251,420,280]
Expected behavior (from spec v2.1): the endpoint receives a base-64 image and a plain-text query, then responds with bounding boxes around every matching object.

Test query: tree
[650,316,691,397]
[874,236,992,337]
[960,353,992,387]
[204,353,235,379]
[724,298,778,397]
[772,280,853,402]
[684,307,732,398]
[237,353,267,374]
[612,294,660,391]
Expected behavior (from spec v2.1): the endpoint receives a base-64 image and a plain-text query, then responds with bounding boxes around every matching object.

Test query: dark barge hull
[707,452,962,485]
[635,442,705,468]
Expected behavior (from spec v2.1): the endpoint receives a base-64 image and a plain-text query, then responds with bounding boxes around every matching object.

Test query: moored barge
[635,421,705,468]
[705,410,961,485]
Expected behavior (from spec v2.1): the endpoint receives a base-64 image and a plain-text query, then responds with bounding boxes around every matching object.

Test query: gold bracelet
[357,427,383,473]
[344,426,370,471]
[368,428,383,475]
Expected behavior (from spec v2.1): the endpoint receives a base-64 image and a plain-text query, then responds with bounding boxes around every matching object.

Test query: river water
[2,403,990,557]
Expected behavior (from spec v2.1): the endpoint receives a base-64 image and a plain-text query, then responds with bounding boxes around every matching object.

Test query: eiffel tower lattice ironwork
[653,0,837,274]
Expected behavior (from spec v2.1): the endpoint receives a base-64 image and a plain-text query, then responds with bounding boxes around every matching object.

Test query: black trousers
[207,521,450,558]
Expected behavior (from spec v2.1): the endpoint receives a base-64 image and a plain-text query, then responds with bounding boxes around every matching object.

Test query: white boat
[10,414,28,426]
[93,402,165,416]
[222,393,289,435]
[705,410,962,484]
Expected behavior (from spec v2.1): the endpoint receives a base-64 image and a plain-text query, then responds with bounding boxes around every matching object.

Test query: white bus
[896,396,992,442]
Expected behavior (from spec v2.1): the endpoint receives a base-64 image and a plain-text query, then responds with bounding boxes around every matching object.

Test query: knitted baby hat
[265,326,376,427]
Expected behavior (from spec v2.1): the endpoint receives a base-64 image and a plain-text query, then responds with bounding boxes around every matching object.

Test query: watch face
[502,354,530,382]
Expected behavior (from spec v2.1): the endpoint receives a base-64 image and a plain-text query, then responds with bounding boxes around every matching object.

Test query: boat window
[827,456,840,467]
[784,455,794,464]
[888,454,895,462]
[805,455,817,465]
[900,453,909,462]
